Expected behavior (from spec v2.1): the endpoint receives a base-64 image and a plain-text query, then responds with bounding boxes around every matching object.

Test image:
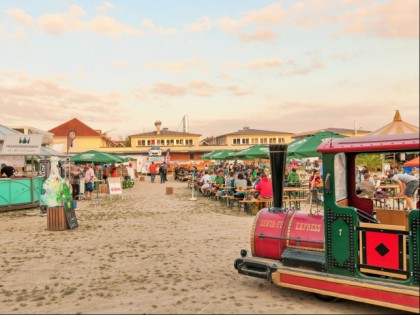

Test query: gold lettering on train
[295,223,321,232]
[260,219,283,229]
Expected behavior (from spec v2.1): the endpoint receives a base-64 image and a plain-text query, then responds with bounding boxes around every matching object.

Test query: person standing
[70,165,81,200]
[1,163,15,178]
[102,165,110,183]
[159,163,167,184]
[149,162,157,183]
[84,164,95,200]
[388,173,419,210]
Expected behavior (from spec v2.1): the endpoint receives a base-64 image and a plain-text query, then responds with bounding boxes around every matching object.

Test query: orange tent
[368,110,419,136]
[404,157,419,167]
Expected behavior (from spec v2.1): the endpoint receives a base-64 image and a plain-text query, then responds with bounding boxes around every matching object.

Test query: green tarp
[210,149,236,160]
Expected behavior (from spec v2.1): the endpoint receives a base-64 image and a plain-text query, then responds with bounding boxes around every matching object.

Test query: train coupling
[234,249,278,281]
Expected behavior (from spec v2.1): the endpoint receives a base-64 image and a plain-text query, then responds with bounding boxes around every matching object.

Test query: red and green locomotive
[234,133,419,313]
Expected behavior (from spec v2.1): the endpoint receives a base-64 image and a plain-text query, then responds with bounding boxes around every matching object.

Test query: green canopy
[287,131,347,158]
[200,150,222,160]
[210,149,236,160]
[70,150,124,164]
[230,144,269,160]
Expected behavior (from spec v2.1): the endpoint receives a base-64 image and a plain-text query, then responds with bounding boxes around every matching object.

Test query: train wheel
[313,293,340,302]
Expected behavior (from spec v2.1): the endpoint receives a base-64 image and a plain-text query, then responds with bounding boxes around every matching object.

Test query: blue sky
[0,0,418,140]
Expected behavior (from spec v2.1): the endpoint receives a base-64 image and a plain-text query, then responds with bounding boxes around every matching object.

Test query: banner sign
[148,156,164,162]
[108,178,123,196]
[1,134,43,155]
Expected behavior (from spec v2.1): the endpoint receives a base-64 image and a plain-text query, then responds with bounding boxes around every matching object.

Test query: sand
[0,178,407,314]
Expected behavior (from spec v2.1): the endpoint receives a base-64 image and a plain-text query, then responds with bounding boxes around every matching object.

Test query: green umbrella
[287,131,347,159]
[230,144,269,160]
[210,149,236,160]
[70,150,124,164]
[200,150,222,160]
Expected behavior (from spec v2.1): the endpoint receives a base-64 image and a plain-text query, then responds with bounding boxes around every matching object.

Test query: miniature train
[234,133,419,313]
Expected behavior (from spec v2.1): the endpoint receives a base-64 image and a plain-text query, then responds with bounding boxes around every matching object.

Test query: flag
[165,149,171,166]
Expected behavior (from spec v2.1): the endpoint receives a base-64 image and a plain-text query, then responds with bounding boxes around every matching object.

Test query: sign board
[63,200,78,229]
[2,134,43,155]
[148,156,164,162]
[108,178,123,197]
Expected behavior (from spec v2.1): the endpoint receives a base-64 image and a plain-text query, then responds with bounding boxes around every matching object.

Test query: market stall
[0,125,64,211]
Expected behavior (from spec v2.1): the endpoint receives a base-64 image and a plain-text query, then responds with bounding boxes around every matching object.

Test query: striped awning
[368,110,419,136]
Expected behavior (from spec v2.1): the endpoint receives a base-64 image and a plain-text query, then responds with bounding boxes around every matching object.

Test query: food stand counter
[0,176,45,211]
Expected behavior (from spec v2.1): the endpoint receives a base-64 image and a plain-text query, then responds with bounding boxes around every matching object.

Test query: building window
[269,138,276,144]
[137,140,146,146]
[157,139,165,145]
[233,138,240,145]
[280,137,285,144]
[185,139,193,146]
[167,139,174,145]
[175,139,183,145]
[260,138,267,144]
[251,138,258,144]
[242,138,249,144]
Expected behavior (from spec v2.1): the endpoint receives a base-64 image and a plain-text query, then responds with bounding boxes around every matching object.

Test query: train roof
[317,133,419,154]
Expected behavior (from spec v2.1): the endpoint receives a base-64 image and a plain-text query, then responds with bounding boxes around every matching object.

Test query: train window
[334,153,347,201]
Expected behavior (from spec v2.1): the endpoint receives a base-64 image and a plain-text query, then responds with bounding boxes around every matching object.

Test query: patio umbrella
[287,131,347,159]
[70,150,123,164]
[200,150,222,160]
[230,144,269,160]
[210,149,236,160]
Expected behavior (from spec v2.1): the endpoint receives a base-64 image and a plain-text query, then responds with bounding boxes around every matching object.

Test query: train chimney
[183,115,189,133]
[269,144,288,210]
[155,120,162,135]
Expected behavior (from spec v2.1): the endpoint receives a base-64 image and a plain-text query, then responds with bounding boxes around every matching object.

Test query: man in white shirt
[84,164,95,200]
[200,171,212,194]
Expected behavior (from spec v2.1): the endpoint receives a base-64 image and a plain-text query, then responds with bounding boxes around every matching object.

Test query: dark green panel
[331,218,350,264]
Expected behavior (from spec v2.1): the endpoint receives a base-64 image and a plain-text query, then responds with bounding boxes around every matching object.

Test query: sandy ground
[0,177,408,314]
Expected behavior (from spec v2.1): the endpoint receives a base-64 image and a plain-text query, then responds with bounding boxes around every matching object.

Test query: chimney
[183,115,189,133]
[155,120,162,135]
[269,144,288,211]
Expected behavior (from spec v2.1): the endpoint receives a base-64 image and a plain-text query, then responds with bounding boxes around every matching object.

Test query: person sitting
[212,170,225,195]
[286,168,301,187]
[199,170,212,195]
[356,173,376,199]
[388,173,419,210]
[233,173,247,199]
[255,173,273,200]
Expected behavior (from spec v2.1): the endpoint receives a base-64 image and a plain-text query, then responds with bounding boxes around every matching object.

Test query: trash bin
[47,206,68,231]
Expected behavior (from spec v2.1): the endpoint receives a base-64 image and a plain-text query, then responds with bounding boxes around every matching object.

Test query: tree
[356,154,383,171]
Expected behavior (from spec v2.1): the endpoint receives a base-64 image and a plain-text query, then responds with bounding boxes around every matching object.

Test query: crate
[47,206,69,231]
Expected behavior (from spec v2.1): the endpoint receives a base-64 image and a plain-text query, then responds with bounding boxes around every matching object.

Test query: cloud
[238,29,276,42]
[217,2,284,34]
[142,19,177,35]
[188,80,216,97]
[228,58,282,70]
[184,17,212,33]
[97,1,115,12]
[111,60,127,68]
[279,59,325,76]
[225,85,254,97]
[146,58,207,73]
[37,5,141,36]
[0,70,128,125]
[339,0,419,39]
[5,8,33,26]
[149,82,186,96]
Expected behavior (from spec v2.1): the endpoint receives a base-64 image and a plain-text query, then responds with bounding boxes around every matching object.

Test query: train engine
[234,138,419,313]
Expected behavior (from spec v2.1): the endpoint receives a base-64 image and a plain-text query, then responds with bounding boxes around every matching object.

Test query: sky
[0,0,418,141]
